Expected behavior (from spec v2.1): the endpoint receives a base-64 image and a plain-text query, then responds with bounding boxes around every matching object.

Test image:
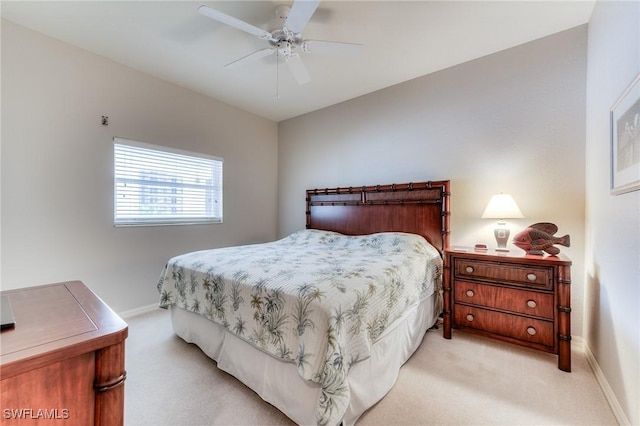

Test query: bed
[157,180,451,426]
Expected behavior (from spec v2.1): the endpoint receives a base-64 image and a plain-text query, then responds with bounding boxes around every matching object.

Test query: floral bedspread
[157,229,442,425]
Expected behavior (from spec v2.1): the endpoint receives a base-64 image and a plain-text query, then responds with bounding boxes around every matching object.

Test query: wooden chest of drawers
[0,281,128,424]
[443,249,572,372]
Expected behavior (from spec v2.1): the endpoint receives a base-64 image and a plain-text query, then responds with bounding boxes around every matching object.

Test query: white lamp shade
[481,194,524,219]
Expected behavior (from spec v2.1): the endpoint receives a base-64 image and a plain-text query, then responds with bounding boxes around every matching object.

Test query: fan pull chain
[276,49,280,99]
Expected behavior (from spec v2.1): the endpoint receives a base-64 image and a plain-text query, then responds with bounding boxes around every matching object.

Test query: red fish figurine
[512,222,570,256]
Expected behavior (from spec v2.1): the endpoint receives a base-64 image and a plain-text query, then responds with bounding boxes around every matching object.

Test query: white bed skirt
[170,291,439,426]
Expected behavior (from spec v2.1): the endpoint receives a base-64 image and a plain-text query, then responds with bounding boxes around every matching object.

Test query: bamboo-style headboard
[306,180,451,253]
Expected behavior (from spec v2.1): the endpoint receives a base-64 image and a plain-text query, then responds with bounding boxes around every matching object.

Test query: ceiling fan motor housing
[268,5,303,55]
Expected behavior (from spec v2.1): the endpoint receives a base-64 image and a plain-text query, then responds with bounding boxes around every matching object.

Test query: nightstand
[443,248,572,372]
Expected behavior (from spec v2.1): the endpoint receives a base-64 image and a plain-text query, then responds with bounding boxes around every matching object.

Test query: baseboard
[580,338,630,425]
[118,303,160,319]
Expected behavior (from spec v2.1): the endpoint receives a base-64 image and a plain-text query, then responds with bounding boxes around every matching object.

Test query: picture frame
[610,73,640,195]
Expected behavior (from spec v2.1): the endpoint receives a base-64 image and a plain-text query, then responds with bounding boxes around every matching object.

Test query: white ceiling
[1,1,594,122]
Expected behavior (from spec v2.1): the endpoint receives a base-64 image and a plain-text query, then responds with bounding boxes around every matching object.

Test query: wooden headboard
[306,180,450,253]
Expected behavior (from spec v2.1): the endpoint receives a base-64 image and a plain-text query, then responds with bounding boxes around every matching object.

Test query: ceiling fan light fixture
[276,41,292,57]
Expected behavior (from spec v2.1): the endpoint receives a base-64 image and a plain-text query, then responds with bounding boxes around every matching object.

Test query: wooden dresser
[0,281,128,424]
[443,249,572,372]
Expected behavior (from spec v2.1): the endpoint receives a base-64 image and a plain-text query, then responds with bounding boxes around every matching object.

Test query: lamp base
[494,222,510,250]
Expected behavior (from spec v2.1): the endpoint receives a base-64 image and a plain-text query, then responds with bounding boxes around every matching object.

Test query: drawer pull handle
[465,266,474,274]
[466,314,474,322]
[527,273,537,281]
[527,300,537,308]
[466,290,475,297]
[527,326,537,336]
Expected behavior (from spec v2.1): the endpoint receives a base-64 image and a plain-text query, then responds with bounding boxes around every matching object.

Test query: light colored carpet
[124,308,617,425]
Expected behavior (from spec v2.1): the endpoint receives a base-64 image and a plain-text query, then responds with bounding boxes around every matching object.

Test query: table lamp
[481,193,524,251]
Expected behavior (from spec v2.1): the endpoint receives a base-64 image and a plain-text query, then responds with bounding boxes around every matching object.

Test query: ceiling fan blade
[225,48,275,69]
[285,54,311,85]
[303,40,363,56]
[198,5,274,41]
[284,0,320,35]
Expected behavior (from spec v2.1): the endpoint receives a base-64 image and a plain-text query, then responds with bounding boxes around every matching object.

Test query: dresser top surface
[446,247,571,265]
[0,281,128,375]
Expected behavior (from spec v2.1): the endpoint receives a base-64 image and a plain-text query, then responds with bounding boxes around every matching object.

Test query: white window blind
[114,138,223,226]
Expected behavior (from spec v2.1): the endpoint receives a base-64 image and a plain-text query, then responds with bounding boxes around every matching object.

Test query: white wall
[585,1,640,424]
[279,26,587,337]
[1,20,279,312]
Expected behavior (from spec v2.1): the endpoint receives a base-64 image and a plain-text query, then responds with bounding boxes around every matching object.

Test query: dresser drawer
[454,280,554,319]
[453,304,554,348]
[455,259,552,290]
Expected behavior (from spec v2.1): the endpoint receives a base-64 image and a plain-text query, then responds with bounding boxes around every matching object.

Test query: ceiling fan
[197,1,362,87]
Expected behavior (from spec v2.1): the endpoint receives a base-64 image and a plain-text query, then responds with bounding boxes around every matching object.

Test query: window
[114,138,222,226]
